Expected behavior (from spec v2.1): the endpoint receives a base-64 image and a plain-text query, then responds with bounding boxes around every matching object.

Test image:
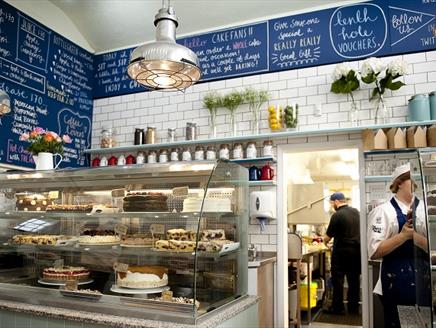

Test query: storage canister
[194,146,205,161]
[159,149,168,163]
[219,144,230,160]
[232,143,243,159]
[408,94,430,122]
[246,141,257,159]
[182,147,192,161]
[206,146,216,160]
[263,140,274,157]
[186,123,197,140]
[170,148,180,161]
[430,91,436,120]
[147,150,157,164]
[146,126,156,144]
[100,126,117,148]
[134,128,144,145]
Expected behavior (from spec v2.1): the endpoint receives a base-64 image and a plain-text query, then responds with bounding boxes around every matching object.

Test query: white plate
[110,285,169,294]
[38,278,93,286]
[120,244,153,248]
[78,242,120,246]
[55,238,78,246]
[60,290,103,300]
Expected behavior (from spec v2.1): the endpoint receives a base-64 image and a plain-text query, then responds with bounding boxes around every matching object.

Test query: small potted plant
[203,92,222,138]
[223,91,244,136]
[20,127,72,170]
[243,87,269,135]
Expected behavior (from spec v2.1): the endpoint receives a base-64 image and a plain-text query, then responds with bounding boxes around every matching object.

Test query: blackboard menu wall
[0,0,93,168]
[93,0,435,99]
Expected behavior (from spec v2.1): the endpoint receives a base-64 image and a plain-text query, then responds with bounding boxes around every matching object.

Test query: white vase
[33,152,63,170]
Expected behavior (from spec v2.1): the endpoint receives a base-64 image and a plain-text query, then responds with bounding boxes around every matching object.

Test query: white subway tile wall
[92,50,436,252]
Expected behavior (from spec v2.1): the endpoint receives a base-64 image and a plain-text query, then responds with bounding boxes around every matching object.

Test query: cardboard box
[406,126,427,148]
[362,129,387,151]
[387,128,407,149]
[428,125,436,147]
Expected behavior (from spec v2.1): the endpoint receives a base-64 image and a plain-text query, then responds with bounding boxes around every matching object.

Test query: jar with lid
[186,122,197,141]
[408,94,430,121]
[206,146,216,160]
[232,143,243,159]
[219,144,230,160]
[182,147,192,161]
[147,150,157,164]
[146,126,156,144]
[136,151,145,164]
[194,146,205,161]
[100,126,117,148]
[263,140,274,157]
[246,142,257,159]
[159,149,168,163]
[170,148,180,161]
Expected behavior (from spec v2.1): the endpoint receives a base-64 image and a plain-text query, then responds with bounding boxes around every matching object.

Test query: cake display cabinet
[0,161,249,324]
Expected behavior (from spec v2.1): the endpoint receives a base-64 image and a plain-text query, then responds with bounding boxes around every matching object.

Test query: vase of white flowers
[361,57,407,124]
[331,62,360,126]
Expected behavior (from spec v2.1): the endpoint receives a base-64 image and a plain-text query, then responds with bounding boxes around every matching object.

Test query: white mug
[100,156,108,166]
[117,155,126,166]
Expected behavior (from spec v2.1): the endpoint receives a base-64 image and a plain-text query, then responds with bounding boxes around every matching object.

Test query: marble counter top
[0,296,259,328]
[248,251,277,268]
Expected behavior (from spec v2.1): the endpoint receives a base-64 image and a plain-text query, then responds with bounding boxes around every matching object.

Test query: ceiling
[47,0,360,54]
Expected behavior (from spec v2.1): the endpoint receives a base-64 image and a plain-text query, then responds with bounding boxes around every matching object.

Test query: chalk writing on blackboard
[329,3,387,59]
[269,15,322,69]
[0,57,45,93]
[16,13,50,71]
[6,139,33,164]
[389,6,435,46]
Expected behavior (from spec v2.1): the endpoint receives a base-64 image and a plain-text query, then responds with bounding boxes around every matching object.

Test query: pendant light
[127,2,201,91]
[0,89,11,117]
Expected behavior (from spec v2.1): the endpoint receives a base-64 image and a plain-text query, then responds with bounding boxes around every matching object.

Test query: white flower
[387,59,408,77]
[332,62,352,81]
[361,57,384,78]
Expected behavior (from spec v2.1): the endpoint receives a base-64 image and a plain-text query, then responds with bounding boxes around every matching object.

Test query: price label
[150,224,165,235]
[114,262,129,272]
[65,280,78,291]
[54,259,64,268]
[172,186,189,196]
[48,191,59,199]
[162,290,173,301]
[111,189,126,197]
[114,224,128,235]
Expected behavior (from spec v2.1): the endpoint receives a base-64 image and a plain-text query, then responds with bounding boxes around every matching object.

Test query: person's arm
[323,234,331,245]
[323,213,336,246]
[371,223,413,259]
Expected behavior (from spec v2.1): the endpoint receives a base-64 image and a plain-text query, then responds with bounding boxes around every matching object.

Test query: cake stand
[110,284,170,298]
[38,278,94,286]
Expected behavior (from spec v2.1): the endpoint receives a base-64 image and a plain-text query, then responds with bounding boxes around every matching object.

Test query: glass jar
[182,147,192,161]
[246,141,257,159]
[146,126,156,144]
[159,149,168,163]
[136,151,145,164]
[147,150,157,164]
[186,122,197,141]
[168,128,176,143]
[219,144,230,160]
[263,140,274,157]
[233,143,243,159]
[170,148,180,161]
[206,146,216,160]
[100,126,116,148]
[408,94,431,121]
[194,146,205,161]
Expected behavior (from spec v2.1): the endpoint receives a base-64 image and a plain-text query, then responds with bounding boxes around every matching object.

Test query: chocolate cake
[123,192,168,212]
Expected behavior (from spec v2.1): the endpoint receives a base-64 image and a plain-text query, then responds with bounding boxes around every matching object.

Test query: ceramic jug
[99,156,108,167]
[260,163,274,180]
[91,157,101,167]
[33,152,62,170]
[126,154,136,165]
[117,155,126,166]
[108,156,118,166]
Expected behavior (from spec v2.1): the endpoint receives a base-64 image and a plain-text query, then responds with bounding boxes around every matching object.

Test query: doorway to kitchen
[276,141,368,328]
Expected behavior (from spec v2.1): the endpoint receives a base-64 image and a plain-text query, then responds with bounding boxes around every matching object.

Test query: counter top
[248,252,277,268]
[0,296,259,328]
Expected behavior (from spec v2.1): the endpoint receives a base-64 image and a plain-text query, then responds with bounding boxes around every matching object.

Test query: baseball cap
[330,192,345,201]
[391,163,410,184]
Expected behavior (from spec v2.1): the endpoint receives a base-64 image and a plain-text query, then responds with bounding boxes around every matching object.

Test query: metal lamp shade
[0,89,11,116]
[127,6,201,91]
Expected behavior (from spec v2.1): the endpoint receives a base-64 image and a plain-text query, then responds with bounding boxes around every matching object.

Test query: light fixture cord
[162,0,171,8]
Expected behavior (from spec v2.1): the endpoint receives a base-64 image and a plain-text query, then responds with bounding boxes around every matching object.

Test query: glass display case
[0,161,248,324]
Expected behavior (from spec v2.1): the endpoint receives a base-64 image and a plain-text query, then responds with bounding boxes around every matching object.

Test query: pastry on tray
[116,265,168,288]
[79,229,120,244]
[42,266,90,281]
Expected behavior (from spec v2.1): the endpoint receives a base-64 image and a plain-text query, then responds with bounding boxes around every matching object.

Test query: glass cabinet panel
[0,161,248,324]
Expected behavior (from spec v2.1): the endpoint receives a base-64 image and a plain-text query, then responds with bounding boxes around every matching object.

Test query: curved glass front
[0,161,248,324]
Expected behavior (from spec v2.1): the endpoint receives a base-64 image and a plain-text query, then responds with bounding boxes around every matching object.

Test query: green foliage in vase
[203,92,222,116]
[243,87,270,112]
[223,91,244,113]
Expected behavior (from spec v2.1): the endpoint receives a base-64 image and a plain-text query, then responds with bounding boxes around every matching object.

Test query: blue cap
[330,192,345,201]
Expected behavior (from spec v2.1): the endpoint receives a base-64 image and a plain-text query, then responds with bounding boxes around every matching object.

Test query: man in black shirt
[324,192,361,315]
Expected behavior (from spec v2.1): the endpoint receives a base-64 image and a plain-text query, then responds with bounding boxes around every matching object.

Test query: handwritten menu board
[388,0,436,52]
[177,22,268,80]
[94,0,434,99]
[0,1,93,168]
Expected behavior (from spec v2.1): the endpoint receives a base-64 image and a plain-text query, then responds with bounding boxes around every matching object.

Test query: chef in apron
[367,163,426,328]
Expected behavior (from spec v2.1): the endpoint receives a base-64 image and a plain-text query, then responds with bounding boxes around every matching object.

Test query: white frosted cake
[117,265,168,288]
[182,197,231,212]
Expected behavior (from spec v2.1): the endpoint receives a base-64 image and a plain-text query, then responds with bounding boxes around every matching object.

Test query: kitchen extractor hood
[127,5,201,91]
